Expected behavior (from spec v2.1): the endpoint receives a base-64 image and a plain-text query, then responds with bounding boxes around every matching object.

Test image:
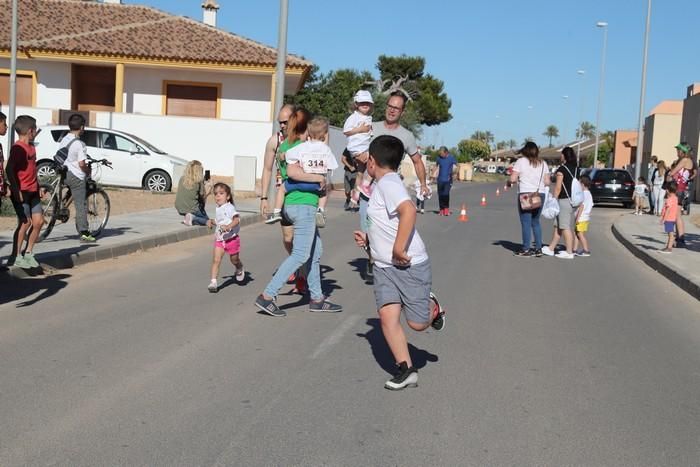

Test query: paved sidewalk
[1,197,262,277]
[612,210,700,300]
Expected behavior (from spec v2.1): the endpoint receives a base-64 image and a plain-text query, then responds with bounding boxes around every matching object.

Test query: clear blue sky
[134,0,698,149]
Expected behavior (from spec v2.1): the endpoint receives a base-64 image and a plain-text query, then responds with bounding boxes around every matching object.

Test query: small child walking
[659,181,678,254]
[343,90,374,209]
[413,178,432,214]
[633,176,649,215]
[209,183,244,292]
[354,135,445,391]
[265,117,336,227]
[573,175,594,257]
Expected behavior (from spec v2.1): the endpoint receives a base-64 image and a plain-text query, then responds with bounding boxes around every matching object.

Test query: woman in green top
[175,160,212,226]
[255,108,342,316]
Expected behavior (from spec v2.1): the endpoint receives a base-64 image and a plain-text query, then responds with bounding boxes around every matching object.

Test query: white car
[34,125,187,191]
[486,164,498,174]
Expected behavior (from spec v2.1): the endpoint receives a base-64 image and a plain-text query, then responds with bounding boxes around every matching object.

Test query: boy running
[354,135,445,391]
[6,115,43,268]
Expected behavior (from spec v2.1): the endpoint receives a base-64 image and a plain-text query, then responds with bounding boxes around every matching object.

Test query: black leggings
[438,182,452,209]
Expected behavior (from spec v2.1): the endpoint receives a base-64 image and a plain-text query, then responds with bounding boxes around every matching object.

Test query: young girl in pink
[209,183,245,292]
[659,181,678,254]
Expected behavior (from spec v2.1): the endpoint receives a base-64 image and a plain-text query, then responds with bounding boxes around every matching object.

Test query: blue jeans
[187,205,209,226]
[264,204,323,301]
[517,194,543,250]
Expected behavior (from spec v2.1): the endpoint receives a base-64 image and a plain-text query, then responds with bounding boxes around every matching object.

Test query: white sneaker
[315,209,326,228]
[555,251,575,259]
[183,213,193,226]
[235,268,245,282]
[541,246,555,257]
[208,279,218,293]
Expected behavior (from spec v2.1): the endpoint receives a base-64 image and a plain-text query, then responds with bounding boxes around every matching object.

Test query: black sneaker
[533,248,543,258]
[254,295,286,317]
[384,362,418,390]
[514,249,532,257]
[309,298,343,313]
[429,292,446,331]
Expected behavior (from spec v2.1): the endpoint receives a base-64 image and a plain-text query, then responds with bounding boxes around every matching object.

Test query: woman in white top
[508,142,550,257]
[652,160,666,216]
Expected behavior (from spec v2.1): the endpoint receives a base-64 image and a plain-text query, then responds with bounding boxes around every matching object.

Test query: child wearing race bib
[208,183,244,293]
[265,117,337,227]
[343,90,374,209]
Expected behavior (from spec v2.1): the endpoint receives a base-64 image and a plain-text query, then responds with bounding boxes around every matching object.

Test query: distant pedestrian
[648,155,658,212]
[175,160,213,226]
[354,135,445,390]
[208,183,244,293]
[509,141,549,257]
[5,115,42,269]
[0,112,8,205]
[542,146,579,259]
[633,176,649,215]
[651,160,666,216]
[431,146,458,216]
[413,178,432,214]
[659,181,679,254]
[667,142,692,246]
[573,175,594,256]
[59,114,96,242]
[343,90,374,209]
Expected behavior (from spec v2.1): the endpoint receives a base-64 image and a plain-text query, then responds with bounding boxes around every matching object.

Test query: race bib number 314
[301,153,329,174]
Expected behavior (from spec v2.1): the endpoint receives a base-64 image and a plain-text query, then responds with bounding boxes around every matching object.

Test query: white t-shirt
[59,133,88,180]
[284,140,339,174]
[215,202,240,241]
[367,172,428,268]
[634,183,647,195]
[578,190,594,222]
[512,157,548,193]
[343,111,373,154]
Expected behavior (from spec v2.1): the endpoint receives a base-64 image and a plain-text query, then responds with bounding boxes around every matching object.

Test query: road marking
[309,315,361,359]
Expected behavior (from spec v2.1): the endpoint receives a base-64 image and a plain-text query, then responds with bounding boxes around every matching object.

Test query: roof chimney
[202,0,219,27]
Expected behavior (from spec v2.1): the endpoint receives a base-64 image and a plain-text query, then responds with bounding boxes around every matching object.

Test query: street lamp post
[272,0,289,134]
[634,0,652,180]
[576,70,585,162]
[594,21,609,168]
[8,0,19,146]
[562,95,569,146]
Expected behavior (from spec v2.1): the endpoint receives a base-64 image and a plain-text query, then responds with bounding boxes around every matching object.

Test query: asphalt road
[1,182,699,466]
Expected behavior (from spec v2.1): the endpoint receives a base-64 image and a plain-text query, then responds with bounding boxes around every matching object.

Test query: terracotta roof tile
[0,0,311,69]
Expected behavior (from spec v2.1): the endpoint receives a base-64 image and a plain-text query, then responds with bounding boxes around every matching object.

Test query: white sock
[273,208,281,214]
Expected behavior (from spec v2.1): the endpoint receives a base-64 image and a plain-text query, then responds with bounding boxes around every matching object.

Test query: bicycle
[37,156,112,241]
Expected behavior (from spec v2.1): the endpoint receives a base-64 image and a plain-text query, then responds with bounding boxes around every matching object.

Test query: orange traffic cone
[458,204,468,222]
[496,188,501,197]
[480,193,487,206]
[504,183,509,192]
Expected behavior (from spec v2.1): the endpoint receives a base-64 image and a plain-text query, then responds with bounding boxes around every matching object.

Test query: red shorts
[215,236,241,255]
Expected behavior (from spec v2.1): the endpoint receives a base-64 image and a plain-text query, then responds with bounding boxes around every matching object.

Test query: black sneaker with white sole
[309,299,343,313]
[384,362,418,390]
[429,292,446,331]
[255,295,286,317]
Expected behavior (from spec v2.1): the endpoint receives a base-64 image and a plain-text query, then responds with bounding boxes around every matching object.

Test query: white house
[0,0,312,182]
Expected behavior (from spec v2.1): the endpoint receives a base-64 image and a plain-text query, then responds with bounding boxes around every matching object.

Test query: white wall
[1,106,54,156]
[0,58,71,109]
[124,66,272,122]
[93,111,272,179]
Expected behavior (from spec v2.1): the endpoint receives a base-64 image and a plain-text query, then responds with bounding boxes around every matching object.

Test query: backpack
[562,165,584,207]
[53,137,82,166]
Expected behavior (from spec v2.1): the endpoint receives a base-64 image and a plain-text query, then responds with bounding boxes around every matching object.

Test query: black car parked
[586,168,634,208]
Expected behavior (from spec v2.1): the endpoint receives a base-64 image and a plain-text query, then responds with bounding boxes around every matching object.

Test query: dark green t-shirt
[175,178,204,214]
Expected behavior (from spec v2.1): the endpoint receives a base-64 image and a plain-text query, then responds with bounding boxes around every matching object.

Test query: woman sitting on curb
[175,160,213,226]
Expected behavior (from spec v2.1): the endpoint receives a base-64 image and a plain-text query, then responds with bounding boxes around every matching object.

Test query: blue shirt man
[433,147,458,215]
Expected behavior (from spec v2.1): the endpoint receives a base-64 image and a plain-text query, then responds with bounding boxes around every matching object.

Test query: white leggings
[652,186,664,215]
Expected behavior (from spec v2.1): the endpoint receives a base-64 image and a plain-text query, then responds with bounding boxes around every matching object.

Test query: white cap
[354,90,374,104]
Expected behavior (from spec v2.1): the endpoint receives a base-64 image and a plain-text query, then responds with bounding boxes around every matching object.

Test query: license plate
[605,183,621,190]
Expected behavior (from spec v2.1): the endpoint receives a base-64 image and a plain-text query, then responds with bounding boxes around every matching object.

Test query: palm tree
[508,139,517,149]
[543,125,560,148]
[471,130,495,147]
[576,121,595,140]
[522,137,534,146]
[496,140,507,150]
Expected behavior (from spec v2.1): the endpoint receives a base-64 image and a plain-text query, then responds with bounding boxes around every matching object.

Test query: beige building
[642,100,683,172]
[613,130,637,169]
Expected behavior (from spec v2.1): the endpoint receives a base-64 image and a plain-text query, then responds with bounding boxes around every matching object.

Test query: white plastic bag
[541,188,560,219]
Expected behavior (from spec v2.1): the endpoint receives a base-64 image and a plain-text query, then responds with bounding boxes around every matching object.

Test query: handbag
[518,164,544,211]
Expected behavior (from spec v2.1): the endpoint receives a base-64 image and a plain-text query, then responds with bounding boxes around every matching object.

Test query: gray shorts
[555,198,574,230]
[373,259,432,324]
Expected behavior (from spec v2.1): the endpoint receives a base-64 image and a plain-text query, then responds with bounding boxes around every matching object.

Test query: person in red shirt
[6,115,43,269]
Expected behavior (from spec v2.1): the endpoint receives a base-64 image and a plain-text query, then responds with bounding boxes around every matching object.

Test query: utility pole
[8,0,19,145]
[634,0,652,180]
[594,21,609,168]
[272,0,288,134]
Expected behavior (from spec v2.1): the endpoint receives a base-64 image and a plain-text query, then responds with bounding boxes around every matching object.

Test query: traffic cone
[458,204,468,222]
[496,188,501,197]
[480,193,487,206]
[504,183,509,192]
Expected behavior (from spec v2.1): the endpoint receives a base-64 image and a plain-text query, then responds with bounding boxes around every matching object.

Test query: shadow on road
[356,318,438,375]
[347,258,372,284]
[0,270,71,307]
[492,240,521,253]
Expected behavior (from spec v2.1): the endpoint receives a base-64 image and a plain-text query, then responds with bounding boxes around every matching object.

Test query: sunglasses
[278,120,288,125]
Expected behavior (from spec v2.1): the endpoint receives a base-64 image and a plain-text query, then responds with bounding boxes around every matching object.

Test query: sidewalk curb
[7,212,263,278]
[612,220,700,301]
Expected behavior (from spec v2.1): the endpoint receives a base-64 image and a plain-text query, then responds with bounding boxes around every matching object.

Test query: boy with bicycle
[6,115,42,269]
[59,114,95,242]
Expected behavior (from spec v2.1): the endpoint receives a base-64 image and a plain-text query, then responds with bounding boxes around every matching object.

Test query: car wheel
[37,161,57,179]
[144,170,171,192]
